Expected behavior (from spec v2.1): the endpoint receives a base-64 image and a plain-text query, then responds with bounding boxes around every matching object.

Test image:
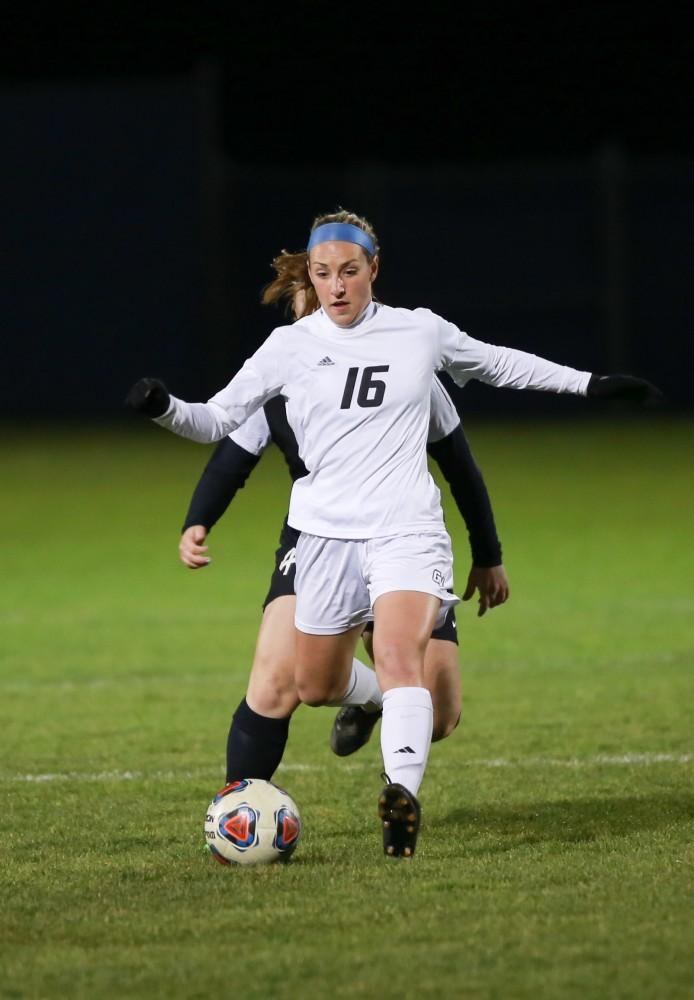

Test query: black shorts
[262,518,300,609]
[263,519,459,645]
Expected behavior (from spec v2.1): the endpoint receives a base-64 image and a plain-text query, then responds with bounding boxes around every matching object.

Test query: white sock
[325,658,382,712]
[380,687,433,797]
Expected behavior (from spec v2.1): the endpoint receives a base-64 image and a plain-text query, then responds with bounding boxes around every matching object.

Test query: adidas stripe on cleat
[378,782,421,859]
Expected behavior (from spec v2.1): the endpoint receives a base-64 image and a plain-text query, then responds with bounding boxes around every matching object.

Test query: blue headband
[307,222,376,257]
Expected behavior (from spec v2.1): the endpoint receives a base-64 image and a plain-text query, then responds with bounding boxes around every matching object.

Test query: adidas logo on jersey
[317,356,335,366]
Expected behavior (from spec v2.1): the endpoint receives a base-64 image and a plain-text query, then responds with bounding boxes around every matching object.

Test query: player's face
[307,242,378,327]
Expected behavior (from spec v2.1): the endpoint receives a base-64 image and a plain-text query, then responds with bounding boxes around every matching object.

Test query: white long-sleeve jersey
[228,374,460,456]
[156,303,590,538]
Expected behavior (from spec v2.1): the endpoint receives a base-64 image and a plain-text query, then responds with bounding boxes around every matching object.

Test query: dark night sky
[4,5,693,163]
[3,6,692,416]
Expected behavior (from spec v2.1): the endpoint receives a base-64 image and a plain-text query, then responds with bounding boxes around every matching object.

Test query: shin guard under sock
[225,698,291,781]
[380,687,433,797]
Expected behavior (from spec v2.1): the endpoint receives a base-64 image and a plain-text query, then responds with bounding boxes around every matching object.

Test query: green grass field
[2,418,693,999]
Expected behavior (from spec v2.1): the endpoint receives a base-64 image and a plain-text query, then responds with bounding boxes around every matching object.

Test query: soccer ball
[204,778,302,866]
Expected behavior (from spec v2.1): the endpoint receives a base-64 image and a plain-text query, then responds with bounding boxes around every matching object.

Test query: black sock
[225,698,291,781]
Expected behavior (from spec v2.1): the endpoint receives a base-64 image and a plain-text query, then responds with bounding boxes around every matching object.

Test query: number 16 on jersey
[340,366,390,409]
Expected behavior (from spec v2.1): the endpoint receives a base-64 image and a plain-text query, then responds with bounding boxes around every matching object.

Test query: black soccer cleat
[330,706,382,757]
[378,782,421,859]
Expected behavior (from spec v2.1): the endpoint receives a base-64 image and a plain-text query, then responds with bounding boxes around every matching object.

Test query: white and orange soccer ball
[204,778,302,866]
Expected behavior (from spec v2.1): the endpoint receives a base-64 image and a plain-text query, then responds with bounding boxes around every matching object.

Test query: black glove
[587,374,664,404]
[125,378,171,418]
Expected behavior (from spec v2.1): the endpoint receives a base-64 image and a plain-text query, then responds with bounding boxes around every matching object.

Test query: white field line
[3,752,692,784]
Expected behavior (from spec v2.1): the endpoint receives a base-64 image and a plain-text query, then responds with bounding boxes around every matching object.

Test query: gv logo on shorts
[432,569,445,587]
[279,548,297,576]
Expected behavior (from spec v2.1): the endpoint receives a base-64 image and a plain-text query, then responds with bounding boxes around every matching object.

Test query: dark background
[3,6,693,418]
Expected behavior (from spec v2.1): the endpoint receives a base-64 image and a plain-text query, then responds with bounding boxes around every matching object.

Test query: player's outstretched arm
[444,330,664,403]
[125,376,234,442]
[427,424,501,567]
[125,346,284,444]
[586,374,664,403]
[180,438,262,565]
[427,423,509,617]
[125,377,170,417]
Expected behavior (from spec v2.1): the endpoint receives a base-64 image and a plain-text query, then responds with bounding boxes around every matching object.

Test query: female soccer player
[127,209,660,858]
[179,250,509,787]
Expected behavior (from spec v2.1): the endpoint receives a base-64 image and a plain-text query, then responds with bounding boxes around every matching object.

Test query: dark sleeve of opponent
[427,425,503,568]
[182,437,262,532]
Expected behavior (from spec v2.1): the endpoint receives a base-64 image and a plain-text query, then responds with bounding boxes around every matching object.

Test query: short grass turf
[1,417,693,1000]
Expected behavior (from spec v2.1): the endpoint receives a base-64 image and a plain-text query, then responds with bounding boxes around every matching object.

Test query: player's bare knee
[250,687,295,716]
[297,690,325,708]
[295,677,337,707]
[248,660,297,716]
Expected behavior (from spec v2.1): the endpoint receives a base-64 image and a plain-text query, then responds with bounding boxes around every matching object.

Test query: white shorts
[294,531,459,635]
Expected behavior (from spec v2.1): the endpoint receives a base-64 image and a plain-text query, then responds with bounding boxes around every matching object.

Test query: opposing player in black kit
[127,209,661,859]
[179,254,509,787]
